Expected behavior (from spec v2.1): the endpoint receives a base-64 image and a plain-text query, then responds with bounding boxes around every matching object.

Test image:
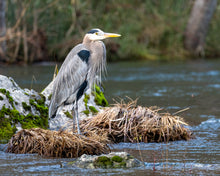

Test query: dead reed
[81,100,193,143]
[6,128,110,158]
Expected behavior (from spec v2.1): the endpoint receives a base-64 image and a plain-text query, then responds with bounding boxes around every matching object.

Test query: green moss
[0,88,6,94]
[35,103,48,116]
[0,122,17,141]
[29,99,35,105]
[0,96,3,100]
[0,96,49,141]
[83,93,90,109]
[82,109,90,116]
[22,102,31,111]
[29,98,48,118]
[0,89,49,141]
[93,85,108,107]
[37,93,46,105]
[24,92,29,96]
[48,94,52,100]
[64,111,73,119]
[0,105,17,141]
[5,91,15,108]
[21,113,45,129]
[118,161,126,168]
[0,105,8,117]
[67,161,76,165]
[89,106,98,114]
[111,155,123,163]
[94,156,113,169]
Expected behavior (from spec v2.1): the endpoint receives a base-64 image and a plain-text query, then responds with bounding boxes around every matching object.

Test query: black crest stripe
[78,50,90,63]
[87,29,99,34]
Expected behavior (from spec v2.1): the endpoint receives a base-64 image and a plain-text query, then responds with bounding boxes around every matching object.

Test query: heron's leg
[75,100,81,135]
[72,107,76,133]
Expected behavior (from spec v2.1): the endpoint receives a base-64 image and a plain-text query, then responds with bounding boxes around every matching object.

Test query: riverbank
[1,1,220,64]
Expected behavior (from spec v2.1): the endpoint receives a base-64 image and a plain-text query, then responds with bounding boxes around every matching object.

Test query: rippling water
[0,60,219,175]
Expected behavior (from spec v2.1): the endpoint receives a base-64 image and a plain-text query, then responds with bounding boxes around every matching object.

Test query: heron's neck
[82,35,92,49]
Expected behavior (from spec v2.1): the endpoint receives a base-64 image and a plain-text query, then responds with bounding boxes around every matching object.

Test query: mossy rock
[111,155,123,163]
[93,155,127,169]
[0,93,49,141]
[0,89,15,108]
[94,156,113,169]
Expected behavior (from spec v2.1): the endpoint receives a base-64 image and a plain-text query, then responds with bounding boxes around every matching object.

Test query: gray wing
[49,44,90,118]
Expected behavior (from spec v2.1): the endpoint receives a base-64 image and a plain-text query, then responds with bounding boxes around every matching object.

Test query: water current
[0,60,219,175]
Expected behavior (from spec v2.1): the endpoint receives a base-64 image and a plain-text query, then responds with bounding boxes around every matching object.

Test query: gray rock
[0,75,47,131]
[67,152,144,169]
[0,75,40,116]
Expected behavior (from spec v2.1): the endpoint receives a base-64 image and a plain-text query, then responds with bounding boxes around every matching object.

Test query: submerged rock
[67,152,144,169]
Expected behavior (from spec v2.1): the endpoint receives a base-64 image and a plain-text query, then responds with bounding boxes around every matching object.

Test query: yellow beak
[104,33,121,38]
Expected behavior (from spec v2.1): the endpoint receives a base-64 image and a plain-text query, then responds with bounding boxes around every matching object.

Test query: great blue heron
[49,28,121,134]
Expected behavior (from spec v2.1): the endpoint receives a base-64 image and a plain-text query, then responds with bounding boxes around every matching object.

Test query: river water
[0,60,219,175]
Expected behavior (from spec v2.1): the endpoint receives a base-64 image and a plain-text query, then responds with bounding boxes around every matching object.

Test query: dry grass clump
[81,100,193,143]
[6,128,110,158]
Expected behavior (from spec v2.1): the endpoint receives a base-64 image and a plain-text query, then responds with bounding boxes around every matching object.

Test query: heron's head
[86,28,121,41]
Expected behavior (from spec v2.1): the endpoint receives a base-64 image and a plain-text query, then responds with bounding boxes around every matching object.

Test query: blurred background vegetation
[0,0,220,64]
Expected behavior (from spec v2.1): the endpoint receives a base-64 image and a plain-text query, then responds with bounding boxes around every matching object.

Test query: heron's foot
[72,128,82,135]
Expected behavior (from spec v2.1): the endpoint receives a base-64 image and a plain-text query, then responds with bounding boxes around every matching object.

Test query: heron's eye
[95,32,98,35]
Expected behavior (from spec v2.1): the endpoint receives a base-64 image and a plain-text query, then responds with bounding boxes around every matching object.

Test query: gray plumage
[49,28,120,134]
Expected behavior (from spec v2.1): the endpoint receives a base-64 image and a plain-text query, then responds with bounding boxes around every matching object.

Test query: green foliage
[0,96,3,100]
[206,5,220,57]
[5,1,220,62]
